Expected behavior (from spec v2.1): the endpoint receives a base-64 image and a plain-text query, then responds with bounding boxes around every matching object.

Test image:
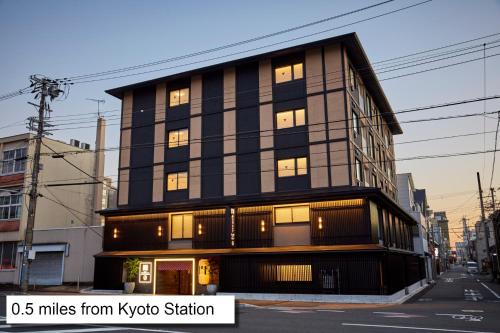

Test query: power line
[61,1,432,85]
[490,111,500,188]
[56,0,407,82]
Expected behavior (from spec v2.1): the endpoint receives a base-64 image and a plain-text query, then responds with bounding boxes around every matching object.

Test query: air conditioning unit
[70,139,80,148]
[80,142,90,150]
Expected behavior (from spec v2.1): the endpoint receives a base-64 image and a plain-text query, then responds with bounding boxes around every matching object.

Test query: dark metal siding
[104,217,167,251]
[192,209,227,249]
[236,206,273,248]
[310,201,371,245]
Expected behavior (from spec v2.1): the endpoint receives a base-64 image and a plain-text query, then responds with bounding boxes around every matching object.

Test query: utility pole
[491,188,496,211]
[463,216,469,262]
[20,76,62,292]
[476,172,491,271]
[86,98,105,117]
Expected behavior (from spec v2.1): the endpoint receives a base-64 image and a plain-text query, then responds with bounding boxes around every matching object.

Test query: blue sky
[1,0,500,241]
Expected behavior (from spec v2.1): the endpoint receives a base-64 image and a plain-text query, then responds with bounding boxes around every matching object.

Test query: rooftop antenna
[86,98,105,117]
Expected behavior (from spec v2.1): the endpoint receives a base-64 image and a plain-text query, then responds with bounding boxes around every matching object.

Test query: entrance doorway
[154,259,194,295]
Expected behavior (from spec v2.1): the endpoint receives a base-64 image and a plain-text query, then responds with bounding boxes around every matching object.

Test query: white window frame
[355,157,363,184]
[0,192,22,221]
[1,148,27,175]
[352,111,360,137]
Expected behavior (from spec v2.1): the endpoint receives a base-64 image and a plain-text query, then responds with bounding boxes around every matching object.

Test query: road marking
[436,313,483,322]
[342,323,494,332]
[279,310,313,314]
[87,325,190,333]
[418,298,432,302]
[373,311,405,315]
[0,328,124,333]
[316,309,345,313]
[462,310,484,313]
[480,282,500,299]
[464,289,483,301]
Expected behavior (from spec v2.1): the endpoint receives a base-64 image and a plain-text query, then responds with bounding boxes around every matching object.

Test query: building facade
[0,133,102,286]
[396,173,432,282]
[96,33,424,296]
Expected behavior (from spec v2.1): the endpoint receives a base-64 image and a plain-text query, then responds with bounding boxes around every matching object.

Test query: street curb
[402,281,435,304]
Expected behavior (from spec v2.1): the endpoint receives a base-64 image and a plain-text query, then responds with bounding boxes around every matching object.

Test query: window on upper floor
[369,134,375,160]
[355,157,363,185]
[372,173,378,188]
[277,157,308,178]
[167,172,188,191]
[352,110,360,137]
[275,63,303,84]
[348,65,357,91]
[0,192,22,220]
[0,242,16,270]
[171,214,193,240]
[275,205,310,224]
[1,148,27,175]
[276,109,305,129]
[168,128,189,148]
[365,93,372,118]
[169,88,190,107]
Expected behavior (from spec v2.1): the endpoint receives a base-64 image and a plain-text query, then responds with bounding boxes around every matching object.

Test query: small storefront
[153,259,195,295]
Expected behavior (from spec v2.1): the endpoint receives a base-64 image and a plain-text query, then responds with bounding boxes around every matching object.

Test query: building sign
[198,259,210,285]
[230,208,236,247]
[139,262,152,283]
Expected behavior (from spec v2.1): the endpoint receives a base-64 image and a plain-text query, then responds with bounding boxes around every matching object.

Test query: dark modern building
[95,32,424,296]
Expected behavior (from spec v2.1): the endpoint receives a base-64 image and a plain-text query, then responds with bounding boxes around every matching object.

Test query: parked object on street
[466,261,479,274]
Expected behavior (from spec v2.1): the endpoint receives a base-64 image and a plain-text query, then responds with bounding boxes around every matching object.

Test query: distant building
[396,173,433,281]
[0,132,103,286]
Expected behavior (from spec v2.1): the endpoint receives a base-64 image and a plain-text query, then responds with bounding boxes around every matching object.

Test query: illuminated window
[277,157,308,177]
[168,128,189,148]
[169,88,190,107]
[276,109,305,129]
[275,205,310,224]
[171,214,193,239]
[276,265,312,281]
[167,172,188,191]
[348,65,357,91]
[275,63,304,84]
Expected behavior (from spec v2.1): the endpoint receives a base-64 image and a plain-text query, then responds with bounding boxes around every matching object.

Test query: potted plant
[123,258,140,294]
[206,258,219,295]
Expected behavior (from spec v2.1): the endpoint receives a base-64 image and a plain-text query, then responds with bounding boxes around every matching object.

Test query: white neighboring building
[396,173,433,282]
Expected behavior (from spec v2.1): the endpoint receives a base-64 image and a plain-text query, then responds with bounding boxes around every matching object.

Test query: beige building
[0,133,105,285]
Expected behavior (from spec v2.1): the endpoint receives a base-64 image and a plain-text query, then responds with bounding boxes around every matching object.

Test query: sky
[1,0,500,247]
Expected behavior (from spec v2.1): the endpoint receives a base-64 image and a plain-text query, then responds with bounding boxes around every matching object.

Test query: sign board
[139,262,152,283]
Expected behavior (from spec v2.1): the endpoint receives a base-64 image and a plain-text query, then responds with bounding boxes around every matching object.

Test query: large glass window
[277,157,308,177]
[0,242,16,270]
[2,148,27,175]
[275,63,304,84]
[0,192,22,220]
[369,134,375,159]
[276,264,312,282]
[276,109,305,129]
[169,88,190,107]
[365,93,372,118]
[168,128,189,148]
[275,205,310,224]
[171,214,193,240]
[167,172,188,191]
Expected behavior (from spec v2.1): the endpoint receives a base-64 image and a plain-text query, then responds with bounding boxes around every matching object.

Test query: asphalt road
[1,265,499,333]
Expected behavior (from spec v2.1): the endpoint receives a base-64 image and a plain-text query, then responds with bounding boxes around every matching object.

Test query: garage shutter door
[29,251,64,286]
